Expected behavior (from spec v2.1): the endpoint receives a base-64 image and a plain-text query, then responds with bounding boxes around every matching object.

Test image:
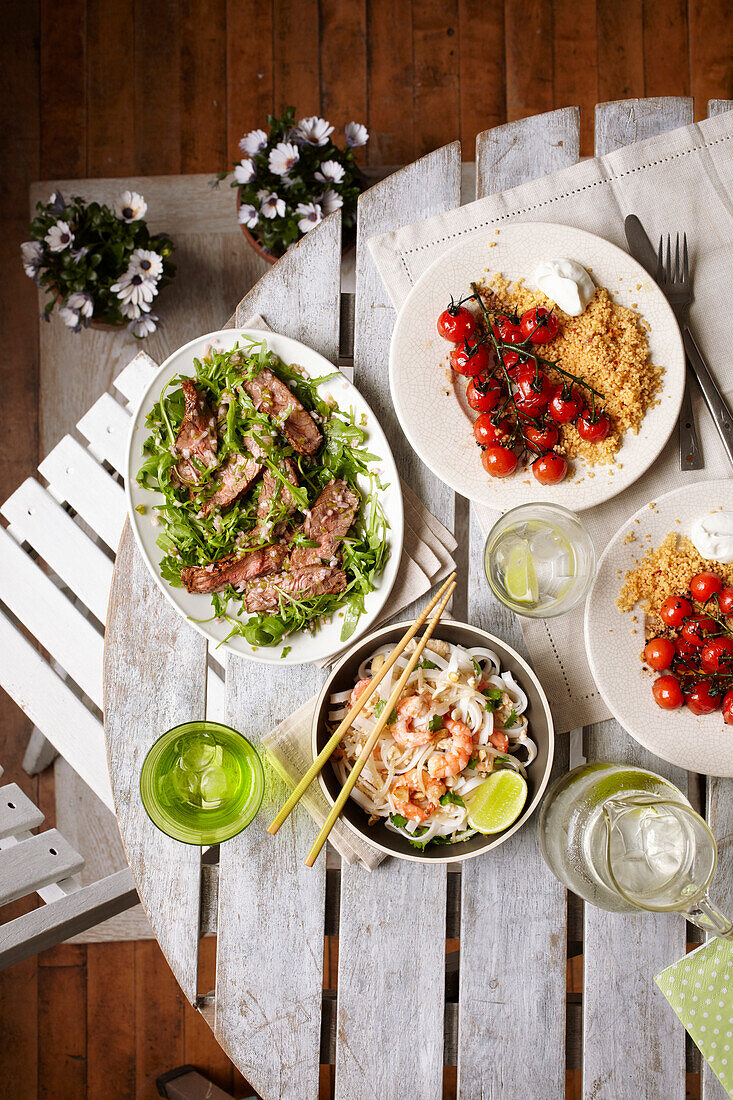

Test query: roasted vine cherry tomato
[524,421,559,451]
[719,588,733,616]
[690,571,724,603]
[685,681,722,715]
[548,387,583,424]
[576,411,610,443]
[659,595,693,628]
[437,304,476,342]
[481,444,518,479]
[643,637,676,672]
[514,365,555,412]
[492,315,524,345]
[475,416,513,446]
[466,375,502,412]
[700,637,733,674]
[674,635,699,662]
[450,341,490,377]
[500,350,525,379]
[652,675,684,710]
[531,453,568,485]
[723,689,733,725]
[473,412,506,446]
[519,305,560,344]
[680,614,718,647]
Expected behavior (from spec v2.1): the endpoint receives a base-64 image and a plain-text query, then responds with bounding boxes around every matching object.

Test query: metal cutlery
[624,215,702,470]
[657,232,733,470]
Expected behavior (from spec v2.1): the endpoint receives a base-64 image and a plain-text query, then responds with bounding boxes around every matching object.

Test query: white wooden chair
[0,761,137,968]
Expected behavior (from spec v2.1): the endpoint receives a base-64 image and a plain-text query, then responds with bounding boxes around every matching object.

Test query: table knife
[624,215,703,470]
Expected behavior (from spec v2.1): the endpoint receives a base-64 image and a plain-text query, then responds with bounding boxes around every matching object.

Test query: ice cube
[179,732,217,771]
[200,764,230,805]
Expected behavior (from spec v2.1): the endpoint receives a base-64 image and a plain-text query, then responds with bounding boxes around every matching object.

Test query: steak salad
[136,337,390,653]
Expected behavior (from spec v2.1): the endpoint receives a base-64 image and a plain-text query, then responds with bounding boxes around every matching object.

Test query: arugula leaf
[439,790,465,807]
[428,714,444,732]
[280,646,291,659]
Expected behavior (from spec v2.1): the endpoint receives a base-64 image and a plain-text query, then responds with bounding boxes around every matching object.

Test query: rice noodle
[329,639,538,849]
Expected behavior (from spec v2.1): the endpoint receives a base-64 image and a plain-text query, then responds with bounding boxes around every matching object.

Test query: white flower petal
[314,159,345,183]
[344,121,368,147]
[239,128,268,156]
[45,221,74,253]
[234,158,256,184]
[319,188,343,215]
[296,115,334,146]
[114,190,147,222]
[237,203,259,229]
[260,193,286,219]
[128,248,164,281]
[296,202,323,233]
[268,141,300,176]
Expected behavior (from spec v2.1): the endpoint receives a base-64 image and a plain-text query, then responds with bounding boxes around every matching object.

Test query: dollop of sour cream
[690,512,733,563]
[534,259,595,317]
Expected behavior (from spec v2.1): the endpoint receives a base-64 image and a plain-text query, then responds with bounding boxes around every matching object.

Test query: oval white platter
[585,480,733,777]
[389,221,685,511]
[126,328,404,665]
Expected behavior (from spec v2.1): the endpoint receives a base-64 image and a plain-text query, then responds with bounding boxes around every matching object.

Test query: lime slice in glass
[503,541,538,604]
[467,771,528,834]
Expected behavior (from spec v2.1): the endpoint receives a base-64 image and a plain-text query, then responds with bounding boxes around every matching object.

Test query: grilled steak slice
[200,434,267,515]
[180,544,288,594]
[291,478,359,569]
[174,380,218,485]
[256,457,300,536]
[243,368,322,455]
[244,565,347,613]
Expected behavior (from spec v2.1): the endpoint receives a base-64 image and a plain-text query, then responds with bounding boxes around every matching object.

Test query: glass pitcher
[537,761,733,937]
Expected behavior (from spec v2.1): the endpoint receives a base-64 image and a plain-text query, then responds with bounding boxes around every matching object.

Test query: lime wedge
[467,771,528,834]
[503,541,538,604]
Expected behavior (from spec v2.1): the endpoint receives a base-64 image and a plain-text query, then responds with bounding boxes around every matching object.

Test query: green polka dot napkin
[655,939,733,1097]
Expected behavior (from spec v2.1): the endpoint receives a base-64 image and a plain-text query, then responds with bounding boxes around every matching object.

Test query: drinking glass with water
[140,721,265,845]
[484,502,596,618]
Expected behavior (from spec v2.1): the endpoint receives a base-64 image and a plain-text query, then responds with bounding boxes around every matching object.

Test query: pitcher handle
[685,895,733,939]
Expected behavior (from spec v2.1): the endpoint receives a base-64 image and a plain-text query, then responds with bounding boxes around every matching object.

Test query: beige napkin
[241,314,457,866]
[368,112,733,733]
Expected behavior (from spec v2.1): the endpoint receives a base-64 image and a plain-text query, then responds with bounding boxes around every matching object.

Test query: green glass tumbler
[139,721,265,845]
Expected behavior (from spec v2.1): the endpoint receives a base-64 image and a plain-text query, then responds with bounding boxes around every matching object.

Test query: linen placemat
[241,315,457,866]
[369,112,733,733]
[656,939,733,1098]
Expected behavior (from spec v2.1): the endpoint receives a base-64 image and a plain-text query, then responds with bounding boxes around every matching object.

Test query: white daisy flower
[239,128,268,156]
[268,141,299,176]
[120,300,146,320]
[234,158,256,184]
[70,245,89,261]
[238,203,259,229]
[21,241,43,278]
[296,116,333,146]
[344,121,369,147]
[128,313,159,338]
[58,305,81,330]
[67,291,94,318]
[45,221,74,252]
[319,189,343,215]
[114,190,147,222]
[260,193,286,219]
[110,269,158,308]
[296,202,322,233]
[315,159,345,184]
[128,248,164,281]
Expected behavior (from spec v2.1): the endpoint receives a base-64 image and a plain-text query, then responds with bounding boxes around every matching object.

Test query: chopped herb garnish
[482,686,503,711]
[471,658,482,677]
[504,708,518,728]
[439,790,465,807]
[389,812,408,828]
[419,658,438,669]
[386,707,397,726]
[428,714,444,732]
[374,699,386,718]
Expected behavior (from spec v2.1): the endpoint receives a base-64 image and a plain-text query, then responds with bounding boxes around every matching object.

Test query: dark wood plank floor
[1,2,731,1097]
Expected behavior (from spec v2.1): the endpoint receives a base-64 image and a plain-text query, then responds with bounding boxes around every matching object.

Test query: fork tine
[665,234,672,282]
[682,233,689,284]
[675,233,681,283]
[658,236,664,280]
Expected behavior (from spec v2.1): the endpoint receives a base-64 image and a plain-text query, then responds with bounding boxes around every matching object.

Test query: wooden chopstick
[267,571,456,837]
[304,579,456,867]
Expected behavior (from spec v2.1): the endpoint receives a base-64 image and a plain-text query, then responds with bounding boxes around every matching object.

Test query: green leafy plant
[22,190,175,338]
[223,107,368,258]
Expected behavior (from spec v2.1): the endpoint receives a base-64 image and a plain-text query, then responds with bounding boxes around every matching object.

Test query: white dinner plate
[389,222,685,511]
[126,328,404,665]
[585,480,733,777]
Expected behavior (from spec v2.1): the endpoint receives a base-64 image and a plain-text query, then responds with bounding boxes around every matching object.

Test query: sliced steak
[174,380,218,485]
[200,434,267,515]
[244,565,347,613]
[180,544,288,594]
[290,478,359,569]
[256,457,300,536]
[243,368,322,455]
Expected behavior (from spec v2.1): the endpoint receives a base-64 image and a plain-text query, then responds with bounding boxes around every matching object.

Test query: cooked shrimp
[393,693,435,749]
[427,716,474,779]
[489,730,509,753]
[391,768,446,823]
[349,678,371,709]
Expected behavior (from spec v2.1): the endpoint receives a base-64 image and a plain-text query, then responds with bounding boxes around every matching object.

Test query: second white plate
[389,221,685,511]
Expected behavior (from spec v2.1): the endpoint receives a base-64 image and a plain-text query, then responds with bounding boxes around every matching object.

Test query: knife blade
[624,214,703,471]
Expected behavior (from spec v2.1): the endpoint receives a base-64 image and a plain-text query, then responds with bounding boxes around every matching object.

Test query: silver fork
[658,232,733,469]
